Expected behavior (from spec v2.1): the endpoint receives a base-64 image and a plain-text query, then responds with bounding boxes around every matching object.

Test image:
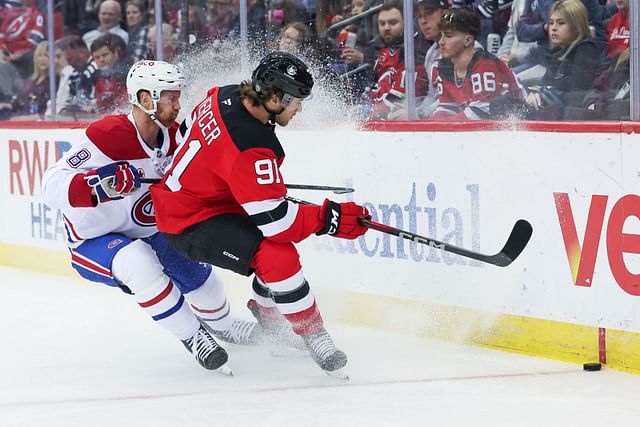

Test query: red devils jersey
[0,4,43,54]
[151,85,323,243]
[431,50,524,120]
[370,47,428,117]
[607,12,629,59]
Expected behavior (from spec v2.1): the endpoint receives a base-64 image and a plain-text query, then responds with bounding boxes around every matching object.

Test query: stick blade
[493,219,533,267]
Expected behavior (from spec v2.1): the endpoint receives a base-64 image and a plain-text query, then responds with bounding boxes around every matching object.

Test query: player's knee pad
[252,240,301,283]
[112,239,166,295]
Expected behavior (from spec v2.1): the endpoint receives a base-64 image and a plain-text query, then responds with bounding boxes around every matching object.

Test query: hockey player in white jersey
[41,60,262,374]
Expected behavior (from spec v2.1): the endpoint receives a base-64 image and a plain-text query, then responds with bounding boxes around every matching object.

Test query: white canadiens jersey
[42,114,180,246]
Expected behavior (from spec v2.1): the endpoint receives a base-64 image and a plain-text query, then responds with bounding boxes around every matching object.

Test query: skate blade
[216,363,234,376]
[325,368,349,381]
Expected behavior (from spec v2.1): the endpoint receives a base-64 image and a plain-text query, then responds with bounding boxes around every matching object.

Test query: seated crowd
[0,0,631,121]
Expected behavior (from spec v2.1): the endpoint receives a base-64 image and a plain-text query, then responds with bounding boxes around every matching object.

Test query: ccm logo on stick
[398,232,446,250]
[554,193,640,296]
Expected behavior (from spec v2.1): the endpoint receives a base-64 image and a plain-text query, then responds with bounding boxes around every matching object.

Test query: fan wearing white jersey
[42,60,261,374]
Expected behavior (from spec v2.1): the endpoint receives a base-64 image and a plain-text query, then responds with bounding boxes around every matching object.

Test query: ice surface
[1,266,639,427]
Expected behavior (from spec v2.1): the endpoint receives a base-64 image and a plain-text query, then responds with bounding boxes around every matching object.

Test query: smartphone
[344,32,357,49]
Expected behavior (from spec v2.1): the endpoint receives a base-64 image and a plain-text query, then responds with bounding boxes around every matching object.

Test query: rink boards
[1,120,640,374]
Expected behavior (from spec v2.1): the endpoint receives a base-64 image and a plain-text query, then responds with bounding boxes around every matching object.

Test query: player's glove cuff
[316,199,341,236]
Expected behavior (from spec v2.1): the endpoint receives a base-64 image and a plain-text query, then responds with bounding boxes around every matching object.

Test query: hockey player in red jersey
[151,51,371,377]
[430,8,525,120]
[42,60,262,375]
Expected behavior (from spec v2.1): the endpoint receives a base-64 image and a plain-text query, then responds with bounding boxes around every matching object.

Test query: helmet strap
[262,102,285,118]
[134,98,168,130]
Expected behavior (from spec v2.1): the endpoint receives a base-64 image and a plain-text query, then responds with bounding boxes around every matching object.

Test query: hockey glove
[317,199,370,240]
[85,161,141,203]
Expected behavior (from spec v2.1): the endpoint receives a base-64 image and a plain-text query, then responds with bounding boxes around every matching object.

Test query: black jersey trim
[248,200,289,226]
[217,85,285,158]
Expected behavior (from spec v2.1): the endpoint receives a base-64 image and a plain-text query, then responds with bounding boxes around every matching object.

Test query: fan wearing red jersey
[42,61,261,376]
[151,51,370,377]
[430,7,524,120]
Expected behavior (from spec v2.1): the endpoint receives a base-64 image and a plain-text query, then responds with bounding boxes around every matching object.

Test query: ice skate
[302,328,348,380]
[206,319,263,346]
[182,323,232,375]
[247,299,306,351]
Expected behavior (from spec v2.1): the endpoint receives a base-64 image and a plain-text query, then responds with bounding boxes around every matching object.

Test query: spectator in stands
[202,0,239,44]
[328,0,373,107]
[497,0,536,68]
[90,33,130,114]
[277,21,313,54]
[0,0,44,78]
[265,0,308,41]
[517,0,605,49]
[583,47,629,120]
[182,1,208,50]
[517,0,555,49]
[126,0,152,61]
[238,0,267,44]
[525,0,603,119]
[149,23,179,61]
[59,35,98,117]
[0,0,23,31]
[82,0,129,49]
[46,36,71,116]
[606,0,629,60]
[0,47,23,118]
[336,0,369,68]
[316,0,347,36]
[415,0,448,118]
[450,0,500,49]
[368,0,428,120]
[62,0,93,35]
[13,40,52,117]
[429,7,524,120]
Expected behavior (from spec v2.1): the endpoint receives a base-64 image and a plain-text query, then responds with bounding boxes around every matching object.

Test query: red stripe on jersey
[63,215,83,241]
[70,251,112,277]
[138,280,173,307]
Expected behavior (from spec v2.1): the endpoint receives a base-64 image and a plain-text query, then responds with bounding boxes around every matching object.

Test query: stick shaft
[141,179,354,194]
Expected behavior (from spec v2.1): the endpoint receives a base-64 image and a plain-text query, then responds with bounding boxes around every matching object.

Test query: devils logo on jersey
[131,192,155,227]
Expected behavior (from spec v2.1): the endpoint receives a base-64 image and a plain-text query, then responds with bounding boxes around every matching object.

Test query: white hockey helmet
[126,60,186,108]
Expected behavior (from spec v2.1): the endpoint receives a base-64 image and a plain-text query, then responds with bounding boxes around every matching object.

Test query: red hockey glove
[317,199,370,239]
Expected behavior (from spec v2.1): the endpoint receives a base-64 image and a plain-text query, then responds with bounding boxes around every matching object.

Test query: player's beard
[157,110,179,127]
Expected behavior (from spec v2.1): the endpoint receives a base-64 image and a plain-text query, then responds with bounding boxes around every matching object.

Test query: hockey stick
[139,178,354,194]
[285,195,533,267]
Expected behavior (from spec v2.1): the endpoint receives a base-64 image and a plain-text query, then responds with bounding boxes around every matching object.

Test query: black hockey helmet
[252,51,314,99]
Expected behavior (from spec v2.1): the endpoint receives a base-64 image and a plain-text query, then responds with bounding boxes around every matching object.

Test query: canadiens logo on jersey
[131,192,156,227]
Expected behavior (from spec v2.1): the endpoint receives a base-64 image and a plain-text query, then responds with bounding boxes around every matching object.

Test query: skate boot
[207,319,263,346]
[182,323,232,375]
[247,299,306,350]
[302,328,348,379]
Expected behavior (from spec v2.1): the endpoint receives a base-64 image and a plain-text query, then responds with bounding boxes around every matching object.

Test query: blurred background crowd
[0,0,632,122]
